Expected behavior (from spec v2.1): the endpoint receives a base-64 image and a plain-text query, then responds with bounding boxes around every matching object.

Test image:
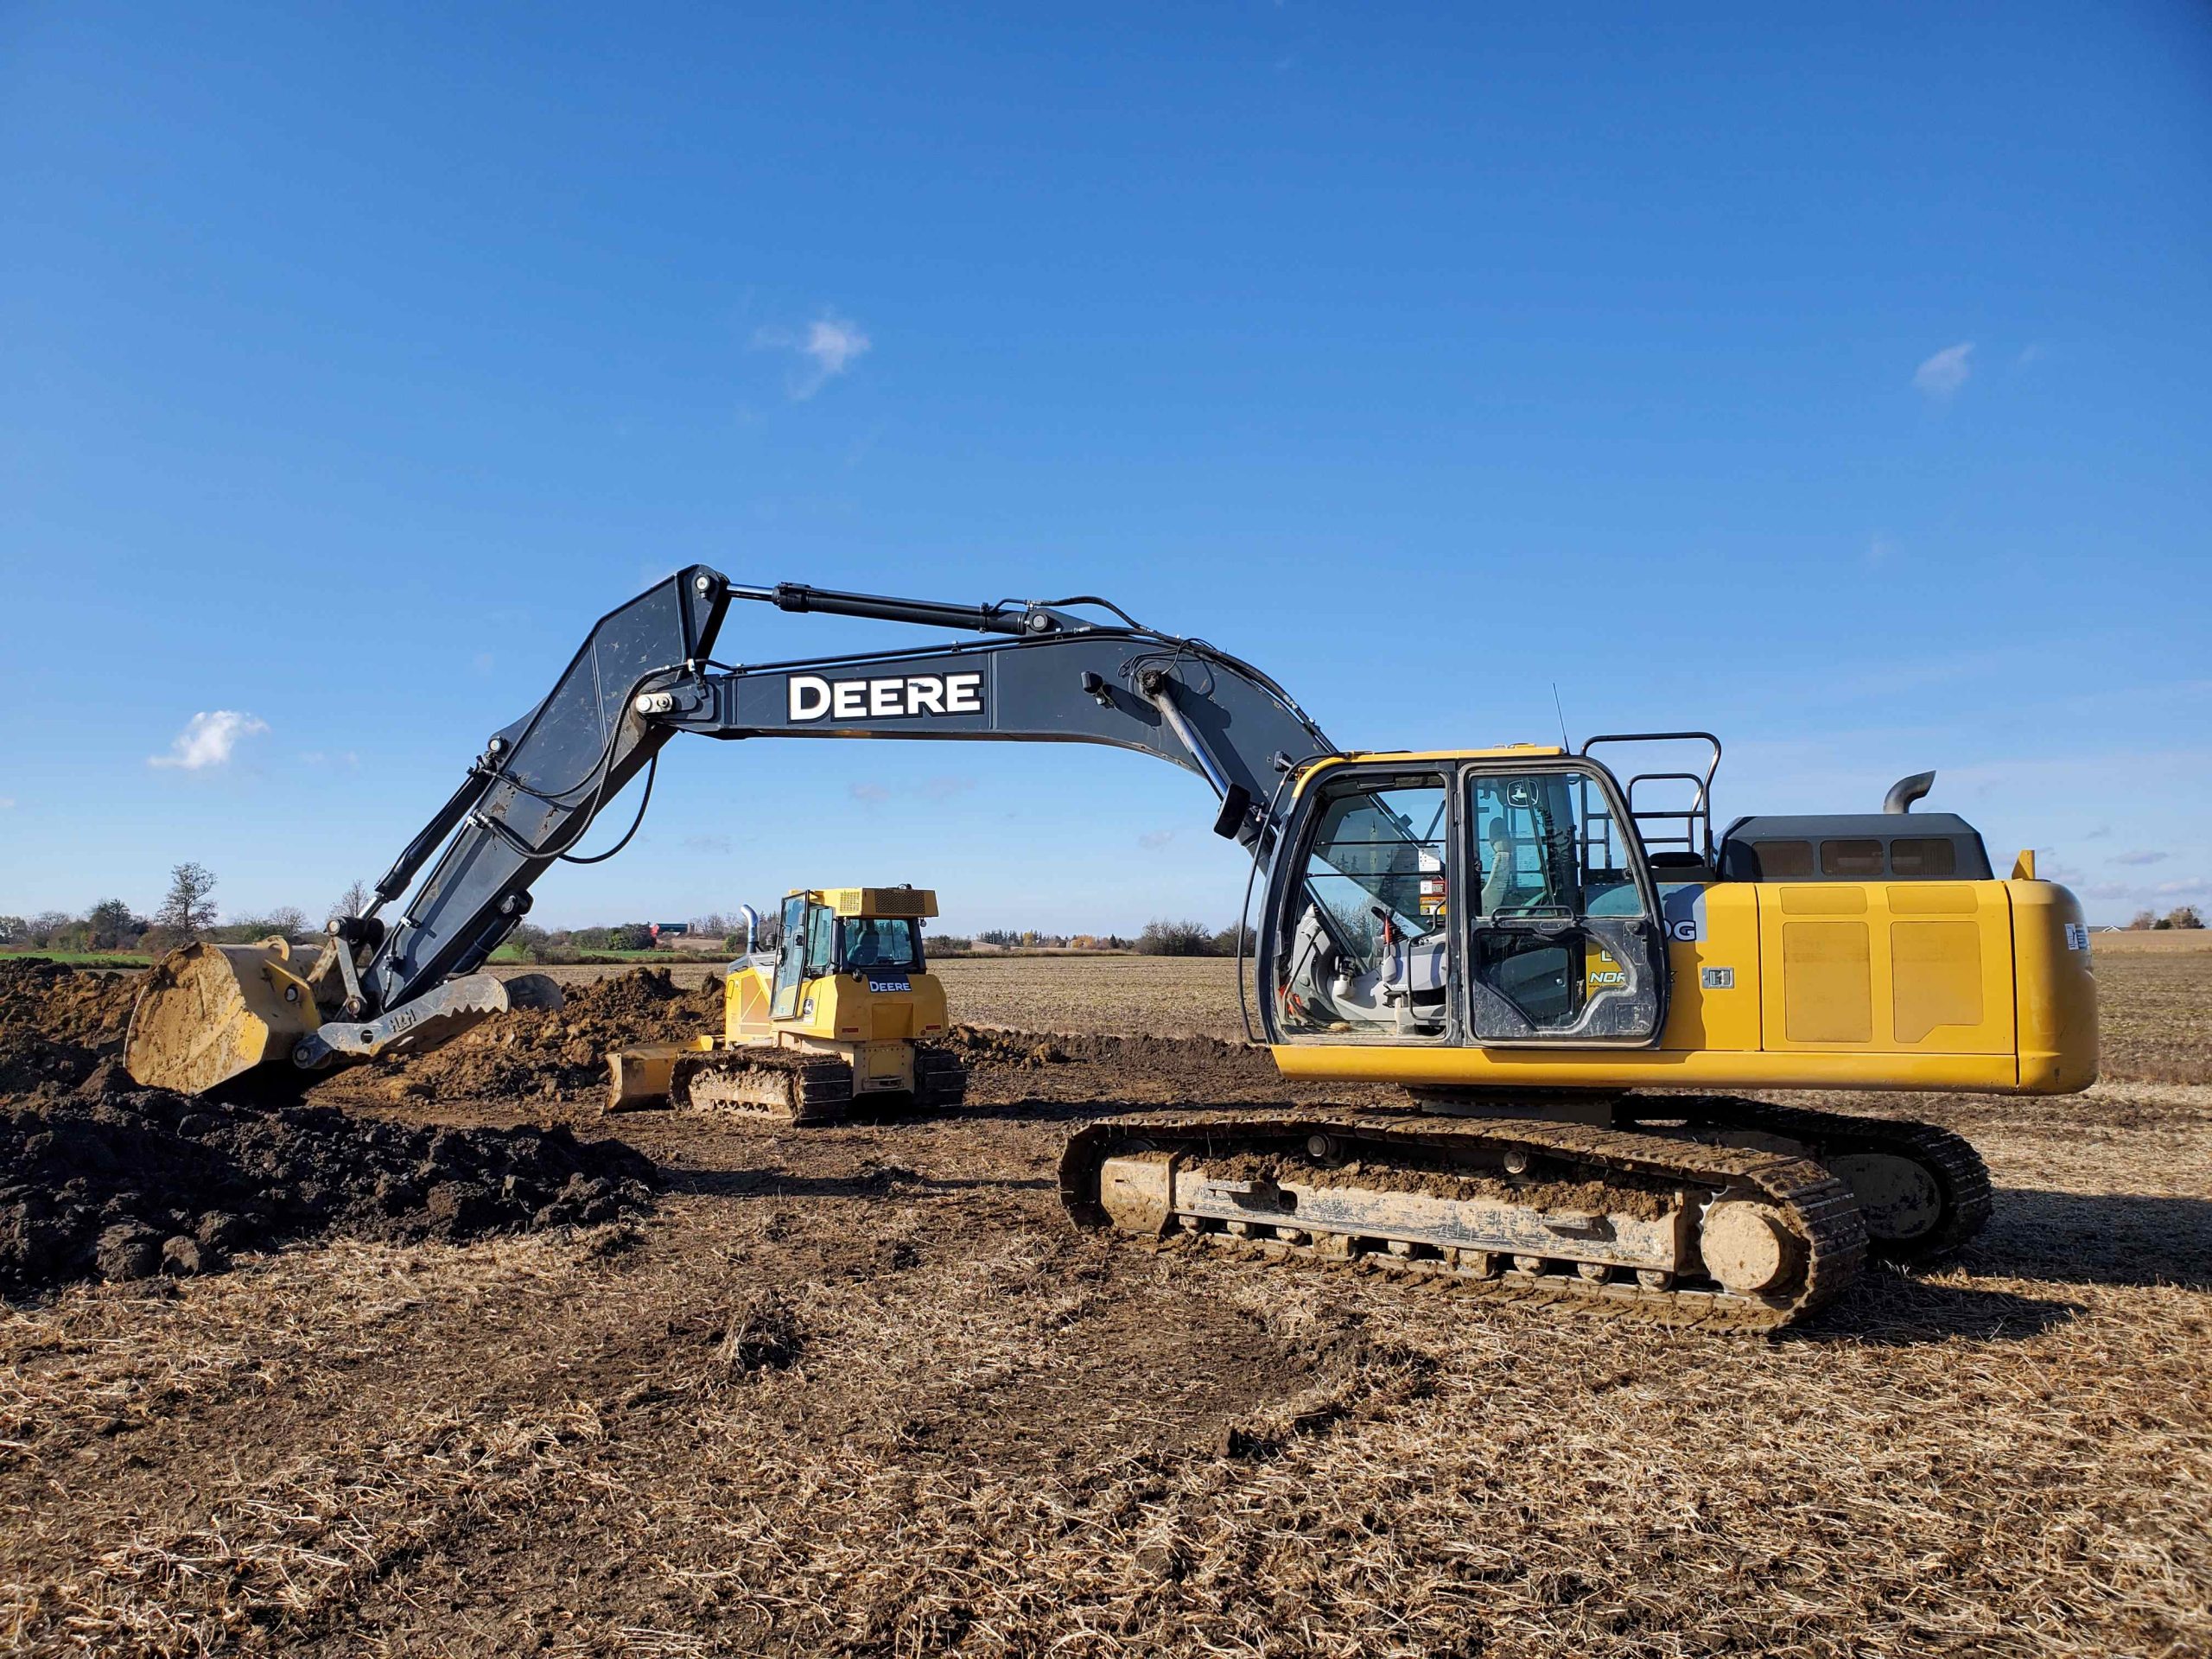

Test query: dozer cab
[124,567,2100,1332]
[605,887,966,1122]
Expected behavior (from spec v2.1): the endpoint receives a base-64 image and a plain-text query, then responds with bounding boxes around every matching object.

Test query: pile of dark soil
[384,968,724,1101]
[0,958,143,1096]
[0,1086,657,1299]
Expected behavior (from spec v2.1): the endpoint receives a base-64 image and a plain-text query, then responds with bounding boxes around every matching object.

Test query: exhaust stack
[1884,771,1936,814]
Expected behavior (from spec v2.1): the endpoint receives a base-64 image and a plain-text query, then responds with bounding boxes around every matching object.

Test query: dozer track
[673,1052,858,1124]
[1060,1110,1869,1333]
[671,1043,969,1126]
[912,1046,969,1110]
[1624,1096,1992,1265]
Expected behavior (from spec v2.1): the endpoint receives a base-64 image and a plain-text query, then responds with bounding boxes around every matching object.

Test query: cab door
[770,895,810,1019]
[1462,765,1667,1046]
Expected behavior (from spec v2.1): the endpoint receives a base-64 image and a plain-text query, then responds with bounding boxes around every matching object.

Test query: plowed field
[3,948,2208,1657]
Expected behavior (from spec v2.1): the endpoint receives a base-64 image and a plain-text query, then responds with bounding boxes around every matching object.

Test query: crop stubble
[1,949,2208,1657]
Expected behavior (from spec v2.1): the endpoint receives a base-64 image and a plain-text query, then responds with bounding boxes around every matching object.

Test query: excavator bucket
[124,939,325,1096]
[128,941,566,1097]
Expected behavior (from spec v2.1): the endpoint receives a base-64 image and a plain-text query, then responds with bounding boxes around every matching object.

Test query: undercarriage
[1062,1093,1988,1332]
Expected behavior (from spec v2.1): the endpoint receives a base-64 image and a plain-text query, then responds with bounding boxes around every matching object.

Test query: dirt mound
[0,959,144,1096]
[383,968,725,1101]
[944,1024,1277,1088]
[0,1086,657,1299]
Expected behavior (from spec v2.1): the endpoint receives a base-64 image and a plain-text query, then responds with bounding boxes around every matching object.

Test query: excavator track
[1060,1110,1868,1333]
[1624,1096,1993,1264]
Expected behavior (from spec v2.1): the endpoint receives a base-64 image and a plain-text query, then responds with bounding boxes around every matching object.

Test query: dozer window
[841,917,920,971]
[803,905,839,976]
[772,895,810,1018]
[1275,774,1451,1039]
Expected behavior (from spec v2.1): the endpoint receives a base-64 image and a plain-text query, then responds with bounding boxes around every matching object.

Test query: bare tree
[150,863,219,945]
[328,880,372,924]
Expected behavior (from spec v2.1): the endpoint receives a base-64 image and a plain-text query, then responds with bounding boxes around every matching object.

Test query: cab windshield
[839,917,921,972]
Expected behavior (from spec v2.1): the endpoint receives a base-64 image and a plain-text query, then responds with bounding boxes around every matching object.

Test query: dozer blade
[125,940,324,1096]
[604,1039,715,1114]
[1059,1110,1867,1334]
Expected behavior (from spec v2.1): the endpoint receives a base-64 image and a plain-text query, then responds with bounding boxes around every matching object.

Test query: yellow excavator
[604,887,965,1121]
[123,570,2098,1332]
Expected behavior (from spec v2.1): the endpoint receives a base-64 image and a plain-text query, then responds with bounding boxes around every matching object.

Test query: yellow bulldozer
[122,570,2100,1333]
[604,886,966,1122]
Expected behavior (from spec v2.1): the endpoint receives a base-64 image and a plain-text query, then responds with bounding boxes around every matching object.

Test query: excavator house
[124,567,2098,1332]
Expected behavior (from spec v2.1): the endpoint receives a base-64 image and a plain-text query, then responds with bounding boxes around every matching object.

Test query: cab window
[1274,772,1451,1038]
[803,905,839,976]
[1469,772,1648,921]
[841,917,919,970]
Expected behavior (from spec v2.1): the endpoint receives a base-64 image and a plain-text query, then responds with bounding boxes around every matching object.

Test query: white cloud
[0,797,13,810]
[753,312,872,399]
[2112,849,2171,867]
[2155,878,2207,895]
[849,781,893,804]
[1913,341,1974,399]
[1138,830,1177,850]
[149,710,269,771]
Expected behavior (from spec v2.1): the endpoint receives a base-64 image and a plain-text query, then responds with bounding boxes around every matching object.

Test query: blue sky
[3,3,2208,932]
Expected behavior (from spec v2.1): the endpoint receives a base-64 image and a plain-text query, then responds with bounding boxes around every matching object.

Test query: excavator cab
[1266,750,1666,1048]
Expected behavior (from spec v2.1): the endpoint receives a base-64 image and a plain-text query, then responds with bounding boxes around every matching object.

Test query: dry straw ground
[3,943,2209,1657]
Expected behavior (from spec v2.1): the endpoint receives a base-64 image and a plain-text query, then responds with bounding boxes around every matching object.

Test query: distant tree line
[1135,918,1257,957]
[2,871,1264,963]
[0,863,313,954]
[2127,906,2204,931]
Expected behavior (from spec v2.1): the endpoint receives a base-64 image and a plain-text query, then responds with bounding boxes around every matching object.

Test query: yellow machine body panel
[811,887,938,919]
[727,962,778,1040]
[752,968,950,1046]
[1270,875,2096,1095]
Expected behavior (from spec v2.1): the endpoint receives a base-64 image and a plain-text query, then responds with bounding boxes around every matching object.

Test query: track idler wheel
[1698,1200,1802,1297]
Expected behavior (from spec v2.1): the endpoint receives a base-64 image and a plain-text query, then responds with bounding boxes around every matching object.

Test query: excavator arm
[126,565,1333,1092]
